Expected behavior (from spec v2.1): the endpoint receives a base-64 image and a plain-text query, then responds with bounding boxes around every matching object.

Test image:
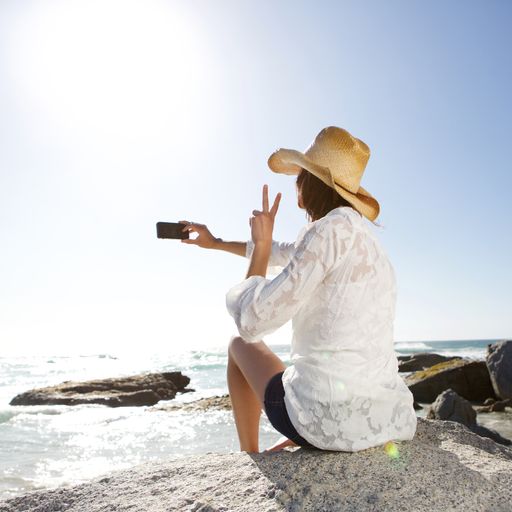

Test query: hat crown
[304,126,370,193]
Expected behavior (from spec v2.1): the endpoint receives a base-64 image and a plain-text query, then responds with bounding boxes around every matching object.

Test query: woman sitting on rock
[180,126,417,453]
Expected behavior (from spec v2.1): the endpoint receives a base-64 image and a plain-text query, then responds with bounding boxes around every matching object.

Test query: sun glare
[6,0,209,143]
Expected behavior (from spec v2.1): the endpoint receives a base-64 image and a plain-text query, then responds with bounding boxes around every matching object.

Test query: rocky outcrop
[426,388,511,446]
[475,396,512,413]
[398,352,461,372]
[404,358,496,403]
[9,372,193,407]
[486,340,512,399]
[1,418,512,512]
[427,388,477,424]
[148,394,232,412]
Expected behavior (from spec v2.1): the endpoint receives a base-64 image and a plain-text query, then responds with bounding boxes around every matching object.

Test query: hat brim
[268,148,380,221]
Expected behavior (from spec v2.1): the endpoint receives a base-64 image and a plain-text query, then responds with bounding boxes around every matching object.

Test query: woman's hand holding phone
[179,221,219,249]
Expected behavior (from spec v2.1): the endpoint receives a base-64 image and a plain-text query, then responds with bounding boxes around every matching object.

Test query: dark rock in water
[397,352,462,372]
[427,388,476,425]
[486,340,512,399]
[427,388,511,446]
[9,372,193,407]
[475,397,512,413]
[405,358,496,403]
[148,394,233,412]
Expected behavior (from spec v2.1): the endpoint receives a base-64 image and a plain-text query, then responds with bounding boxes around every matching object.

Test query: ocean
[1,339,511,501]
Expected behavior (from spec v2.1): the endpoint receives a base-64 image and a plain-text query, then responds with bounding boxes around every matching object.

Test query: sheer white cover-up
[225,206,417,451]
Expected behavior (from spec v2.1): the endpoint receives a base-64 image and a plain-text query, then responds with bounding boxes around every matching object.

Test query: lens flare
[335,380,345,390]
[384,441,399,459]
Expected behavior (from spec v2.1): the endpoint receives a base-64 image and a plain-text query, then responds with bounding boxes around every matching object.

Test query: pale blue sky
[1,0,510,356]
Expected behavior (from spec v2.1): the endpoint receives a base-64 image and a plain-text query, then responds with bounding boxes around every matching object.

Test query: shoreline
[2,341,510,501]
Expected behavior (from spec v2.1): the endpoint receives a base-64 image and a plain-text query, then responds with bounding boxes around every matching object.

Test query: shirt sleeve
[226,218,341,342]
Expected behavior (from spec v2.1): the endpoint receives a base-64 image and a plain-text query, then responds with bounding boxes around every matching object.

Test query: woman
[180,126,417,454]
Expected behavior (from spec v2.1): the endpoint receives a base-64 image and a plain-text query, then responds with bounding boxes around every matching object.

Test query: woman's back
[293,207,396,369]
[238,205,417,451]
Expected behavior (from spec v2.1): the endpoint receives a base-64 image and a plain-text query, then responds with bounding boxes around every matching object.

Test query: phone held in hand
[156,222,189,240]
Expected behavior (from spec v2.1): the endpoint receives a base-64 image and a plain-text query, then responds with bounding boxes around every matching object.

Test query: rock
[486,340,512,399]
[9,372,193,408]
[404,358,496,403]
[1,418,512,511]
[475,398,512,413]
[427,389,512,446]
[426,388,511,446]
[470,424,512,446]
[148,394,233,412]
[398,352,462,372]
[426,388,476,425]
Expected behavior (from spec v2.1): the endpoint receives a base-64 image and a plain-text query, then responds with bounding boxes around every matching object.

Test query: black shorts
[263,371,318,449]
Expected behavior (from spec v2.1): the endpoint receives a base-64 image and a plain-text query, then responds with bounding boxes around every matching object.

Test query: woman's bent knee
[229,335,245,349]
[228,335,241,355]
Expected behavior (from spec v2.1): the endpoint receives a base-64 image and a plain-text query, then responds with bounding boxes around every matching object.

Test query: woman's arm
[211,238,247,257]
[245,241,271,279]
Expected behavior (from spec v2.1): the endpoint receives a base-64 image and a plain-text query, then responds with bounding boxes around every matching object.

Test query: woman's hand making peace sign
[249,184,282,246]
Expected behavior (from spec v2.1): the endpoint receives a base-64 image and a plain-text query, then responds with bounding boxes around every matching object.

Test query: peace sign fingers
[270,190,282,218]
[262,184,269,212]
[262,184,282,218]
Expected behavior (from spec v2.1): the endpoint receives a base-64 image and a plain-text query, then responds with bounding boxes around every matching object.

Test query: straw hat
[267,126,380,221]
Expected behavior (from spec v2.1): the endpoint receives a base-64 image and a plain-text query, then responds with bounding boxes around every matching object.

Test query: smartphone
[156,222,189,240]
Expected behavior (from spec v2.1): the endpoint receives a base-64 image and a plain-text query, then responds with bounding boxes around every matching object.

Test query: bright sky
[1,0,510,356]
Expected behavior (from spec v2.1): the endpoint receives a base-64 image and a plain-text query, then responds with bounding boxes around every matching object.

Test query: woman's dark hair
[295,168,359,223]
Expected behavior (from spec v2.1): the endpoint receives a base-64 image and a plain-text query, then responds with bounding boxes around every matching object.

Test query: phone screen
[156,222,189,239]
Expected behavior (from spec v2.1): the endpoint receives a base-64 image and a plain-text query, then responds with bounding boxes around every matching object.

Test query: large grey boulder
[486,340,512,399]
[397,352,461,372]
[9,372,192,407]
[405,358,496,403]
[427,388,511,446]
[1,418,512,512]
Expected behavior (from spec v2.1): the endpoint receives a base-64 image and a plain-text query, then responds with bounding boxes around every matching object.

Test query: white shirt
[225,206,417,451]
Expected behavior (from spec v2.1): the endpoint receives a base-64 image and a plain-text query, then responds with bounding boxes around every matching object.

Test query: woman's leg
[227,336,287,453]
[227,353,262,453]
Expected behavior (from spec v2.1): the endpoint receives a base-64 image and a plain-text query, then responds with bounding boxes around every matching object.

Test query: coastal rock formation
[148,394,233,412]
[397,352,461,372]
[475,396,512,413]
[426,388,511,446]
[486,340,512,399]
[1,418,512,512]
[404,358,496,403]
[9,372,193,408]
[427,388,477,424]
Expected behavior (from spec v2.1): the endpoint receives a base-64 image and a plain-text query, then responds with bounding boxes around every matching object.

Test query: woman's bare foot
[263,435,299,452]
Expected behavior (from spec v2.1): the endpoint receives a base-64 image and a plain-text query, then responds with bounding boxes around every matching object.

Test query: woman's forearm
[211,238,247,257]
[245,242,271,279]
